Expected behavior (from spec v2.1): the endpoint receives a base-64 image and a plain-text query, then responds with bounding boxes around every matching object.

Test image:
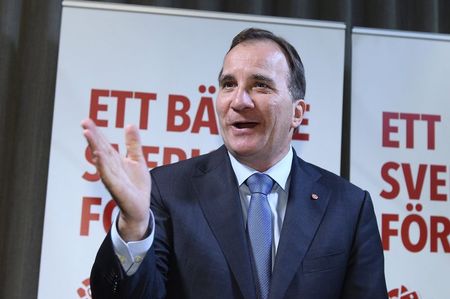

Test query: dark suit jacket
[91,145,387,298]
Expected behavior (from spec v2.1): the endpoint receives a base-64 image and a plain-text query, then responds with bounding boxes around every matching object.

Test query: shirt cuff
[110,210,155,276]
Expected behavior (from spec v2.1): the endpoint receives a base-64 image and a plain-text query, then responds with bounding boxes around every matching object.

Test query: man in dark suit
[83,28,387,298]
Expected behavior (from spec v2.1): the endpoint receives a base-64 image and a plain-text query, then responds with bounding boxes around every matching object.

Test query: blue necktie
[246,173,274,299]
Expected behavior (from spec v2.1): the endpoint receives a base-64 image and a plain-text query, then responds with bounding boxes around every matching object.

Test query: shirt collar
[228,148,293,191]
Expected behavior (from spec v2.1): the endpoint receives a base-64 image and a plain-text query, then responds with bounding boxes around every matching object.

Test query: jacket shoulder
[296,156,366,196]
[150,145,227,178]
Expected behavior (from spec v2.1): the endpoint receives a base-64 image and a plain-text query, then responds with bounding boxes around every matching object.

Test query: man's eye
[254,82,269,89]
[222,82,236,89]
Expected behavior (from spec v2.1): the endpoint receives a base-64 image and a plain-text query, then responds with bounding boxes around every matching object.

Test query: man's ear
[292,99,306,129]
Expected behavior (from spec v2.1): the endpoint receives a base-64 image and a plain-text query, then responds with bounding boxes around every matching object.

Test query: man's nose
[231,88,254,111]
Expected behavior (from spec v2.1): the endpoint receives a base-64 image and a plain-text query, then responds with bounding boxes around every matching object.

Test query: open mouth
[233,122,258,129]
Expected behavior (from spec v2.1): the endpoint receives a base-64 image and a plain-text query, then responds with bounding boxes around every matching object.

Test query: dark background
[1,0,449,297]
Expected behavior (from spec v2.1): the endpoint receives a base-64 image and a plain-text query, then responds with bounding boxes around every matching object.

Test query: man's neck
[228,147,293,189]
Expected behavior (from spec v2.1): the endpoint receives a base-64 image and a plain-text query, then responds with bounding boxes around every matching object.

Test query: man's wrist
[118,212,150,242]
[111,211,155,275]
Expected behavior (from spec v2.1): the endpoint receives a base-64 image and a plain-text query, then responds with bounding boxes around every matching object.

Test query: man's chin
[226,146,261,160]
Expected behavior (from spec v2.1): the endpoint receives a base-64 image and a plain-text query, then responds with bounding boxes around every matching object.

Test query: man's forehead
[221,40,289,74]
[225,39,285,59]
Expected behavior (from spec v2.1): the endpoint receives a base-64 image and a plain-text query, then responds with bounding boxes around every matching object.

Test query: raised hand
[81,119,151,241]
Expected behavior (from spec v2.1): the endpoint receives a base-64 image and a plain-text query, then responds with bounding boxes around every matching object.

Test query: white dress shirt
[111,148,293,275]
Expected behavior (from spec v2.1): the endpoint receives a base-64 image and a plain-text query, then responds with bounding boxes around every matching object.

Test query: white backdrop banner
[38,1,345,298]
[351,28,450,299]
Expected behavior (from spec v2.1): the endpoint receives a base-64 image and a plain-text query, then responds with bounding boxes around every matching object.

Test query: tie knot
[246,173,274,195]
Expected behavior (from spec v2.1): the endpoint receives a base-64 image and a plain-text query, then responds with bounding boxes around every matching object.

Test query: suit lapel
[193,146,256,299]
[270,156,331,299]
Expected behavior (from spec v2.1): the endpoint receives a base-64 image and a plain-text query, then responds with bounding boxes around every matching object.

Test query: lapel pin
[311,193,319,200]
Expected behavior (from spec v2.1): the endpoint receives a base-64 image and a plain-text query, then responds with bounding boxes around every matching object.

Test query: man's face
[216,40,305,171]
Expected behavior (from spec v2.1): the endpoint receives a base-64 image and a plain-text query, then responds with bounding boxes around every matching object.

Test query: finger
[81,119,115,155]
[125,124,145,162]
[81,119,102,152]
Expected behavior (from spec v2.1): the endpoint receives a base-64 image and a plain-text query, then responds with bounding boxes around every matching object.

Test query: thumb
[125,124,144,162]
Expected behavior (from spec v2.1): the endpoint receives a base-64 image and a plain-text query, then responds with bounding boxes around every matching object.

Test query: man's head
[220,28,306,101]
[217,28,306,171]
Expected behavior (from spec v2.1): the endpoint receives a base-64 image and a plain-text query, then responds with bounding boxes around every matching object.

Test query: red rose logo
[388,285,419,299]
[77,278,91,299]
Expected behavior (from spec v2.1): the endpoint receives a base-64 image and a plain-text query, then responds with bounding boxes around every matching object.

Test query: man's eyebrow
[218,74,235,83]
[252,74,275,85]
[218,73,275,85]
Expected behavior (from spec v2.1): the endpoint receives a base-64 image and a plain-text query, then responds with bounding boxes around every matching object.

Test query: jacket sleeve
[90,172,172,299]
[340,191,388,299]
